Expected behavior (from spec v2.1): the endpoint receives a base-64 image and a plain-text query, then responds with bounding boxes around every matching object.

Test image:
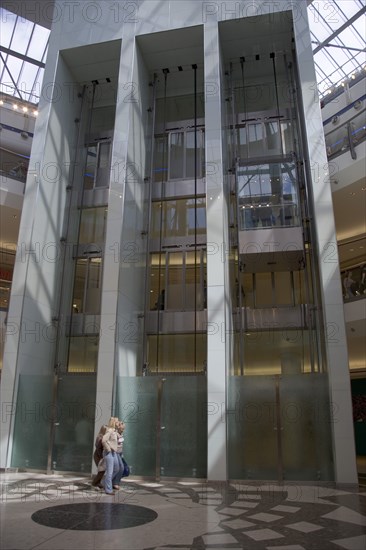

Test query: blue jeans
[114,453,126,485]
[103,450,119,493]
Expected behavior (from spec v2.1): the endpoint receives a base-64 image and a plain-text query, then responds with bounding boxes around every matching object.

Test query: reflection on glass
[169,132,184,179]
[237,329,312,376]
[160,377,207,478]
[52,374,97,472]
[238,162,300,229]
[255,272,272,307]
[68,336,99,372]
[155,130,205,181]
[149,251,206,311]
[155,94,205,126]
[185,250,203,310]
[78,207,107,245]
[0,280,11,309]
[153,135,168,183]
[95,141,111,187]
[72,258,102,314]
[151,198,206,239]
[11,374,53,470]
[167,252,183,310]
[147,333,207,373]
[84,145,97,189]
[83,142,111,189]
[149,253,166,310]
[274,271,293,305]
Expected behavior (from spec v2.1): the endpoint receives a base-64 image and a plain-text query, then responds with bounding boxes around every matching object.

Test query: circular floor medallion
[31,502,158,531]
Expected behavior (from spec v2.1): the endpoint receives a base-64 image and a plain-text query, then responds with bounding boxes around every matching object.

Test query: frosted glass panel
[115,376,158,477]
[52,374,96,472]
[280,373,333,481]
[11,375,53,470]
[228,376,278,480]
[160,376,207,478]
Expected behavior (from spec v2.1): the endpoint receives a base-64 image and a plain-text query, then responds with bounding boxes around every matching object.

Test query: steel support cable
[142,73,157,376]
[238,57,250,375]
[155,70,169,373]
[193,64,198,373]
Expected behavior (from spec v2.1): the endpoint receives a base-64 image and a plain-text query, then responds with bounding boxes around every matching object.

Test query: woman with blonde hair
[91,424,108,488]
[101,416,120,495]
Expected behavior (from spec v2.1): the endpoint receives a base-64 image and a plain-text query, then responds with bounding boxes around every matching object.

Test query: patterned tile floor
[1,472,365,549]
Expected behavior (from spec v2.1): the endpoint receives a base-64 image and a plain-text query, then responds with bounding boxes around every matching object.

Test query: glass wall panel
[72,258,102,314]
[238,162,300,230]
[265,121,281,153]
[293,269,307,305]
[160,376,207,477]
[153,136,168,183]
[52,374,97,472]
[228,376,278,480]
[115,376,159,477]
[240,273,252,307]
[0,280,11,309]
[72,259,87,313]
[68,336,99,372]
[227,373,334,481]
[248,123,264,157]
[281,121,296,155]
[83,142,111,190]
[78,207,107,245]
[242,329,313,376]
[149,253,166,310]
[95,141,111,188]
[11,374,53,469]
[280,373,333,480]
[151,199,206,239]
[186,131,197,178]
[274,272,293,305]
[155,94,205,125]
[84,145,97,189]
[185,251,203,310]
[255,273,272,307]
[167,252,183,310]
[169,132,184,179]
[147,334,207,374]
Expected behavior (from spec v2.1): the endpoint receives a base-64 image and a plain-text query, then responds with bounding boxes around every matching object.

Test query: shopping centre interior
[0,1,365,548]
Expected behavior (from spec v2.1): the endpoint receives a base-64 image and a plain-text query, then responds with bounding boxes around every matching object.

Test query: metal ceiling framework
[0,2,365,102]
[0,7,49,104]
[308,1,366,97]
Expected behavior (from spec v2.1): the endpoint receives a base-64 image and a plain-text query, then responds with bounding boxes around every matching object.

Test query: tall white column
[293,3,358,485]
[204,21,230,481]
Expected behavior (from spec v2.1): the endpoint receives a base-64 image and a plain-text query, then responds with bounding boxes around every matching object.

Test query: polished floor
[1,471,365,550]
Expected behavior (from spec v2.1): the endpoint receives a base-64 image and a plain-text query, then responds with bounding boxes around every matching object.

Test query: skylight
[308,0,366,98]
[0,8,49,104]
[0,2,365,105]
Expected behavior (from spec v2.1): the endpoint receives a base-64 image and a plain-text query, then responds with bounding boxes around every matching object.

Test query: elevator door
[115,375,207,479]
[227,373,334,481]
[157,376,207,478]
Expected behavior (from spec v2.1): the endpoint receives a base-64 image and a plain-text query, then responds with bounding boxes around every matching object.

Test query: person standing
[101,417,120,495]
[343,271,355,299]
[91,424,108,488]
[113,420,128,489]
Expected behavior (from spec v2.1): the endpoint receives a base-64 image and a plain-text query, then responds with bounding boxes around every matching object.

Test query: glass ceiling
[0,7,49,104]
[308,0,366,97]
[0,1,365,104]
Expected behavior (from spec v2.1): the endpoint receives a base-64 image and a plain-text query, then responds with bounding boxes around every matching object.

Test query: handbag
[122,456,130,477]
